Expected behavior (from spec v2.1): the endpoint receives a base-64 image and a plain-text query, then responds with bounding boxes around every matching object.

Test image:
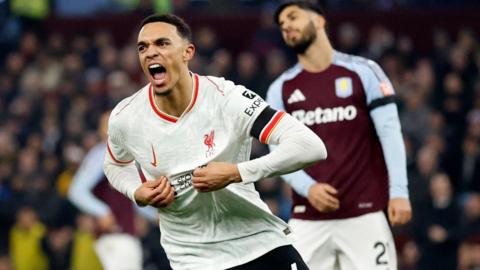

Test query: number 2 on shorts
[374,241,388,265]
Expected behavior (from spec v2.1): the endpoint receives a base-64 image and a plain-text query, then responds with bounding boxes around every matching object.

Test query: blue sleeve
[266,78,286,111]
[68,143,111,217]
[270,162,317,197]
[134,205,158,223]
[354,58,409,199]
[266,77,316,198]
[370,104,409,199]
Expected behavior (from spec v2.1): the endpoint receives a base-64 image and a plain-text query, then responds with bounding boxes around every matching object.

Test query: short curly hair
[140,14,192,42]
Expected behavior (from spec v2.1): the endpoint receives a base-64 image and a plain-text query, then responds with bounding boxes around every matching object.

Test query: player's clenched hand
[134,176,175,208]
[388,198,412,226]
[192,162,242,192]
[307,183,340,212]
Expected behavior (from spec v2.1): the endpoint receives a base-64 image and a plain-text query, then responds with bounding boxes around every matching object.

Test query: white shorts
[95,233,143,270]
[288,211,397,270]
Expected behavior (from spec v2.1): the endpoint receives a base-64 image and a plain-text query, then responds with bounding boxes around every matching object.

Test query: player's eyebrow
[279,10,297,26]
[286,10,298,19]
[155,37,170,43]
[137,37,171,47]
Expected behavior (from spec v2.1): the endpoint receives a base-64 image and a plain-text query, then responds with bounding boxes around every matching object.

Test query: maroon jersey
[267,51,399,220]
[69,142,137,235]
[93,177,135,234]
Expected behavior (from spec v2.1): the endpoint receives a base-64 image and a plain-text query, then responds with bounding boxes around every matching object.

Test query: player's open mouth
[148,63,167,85]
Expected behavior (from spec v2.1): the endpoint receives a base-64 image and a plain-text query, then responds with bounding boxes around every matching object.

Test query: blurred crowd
[1,1,480,270]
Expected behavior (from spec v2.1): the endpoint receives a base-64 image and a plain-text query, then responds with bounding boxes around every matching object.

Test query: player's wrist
[133,187,148,206]
[306,183,316,198]
[229,164,242,183]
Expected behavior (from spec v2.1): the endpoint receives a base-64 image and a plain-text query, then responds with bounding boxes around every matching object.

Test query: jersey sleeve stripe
[115,88,144,116]
[205,76,224,95]
[106,141,134,164]
[368,96,396,111]
[185,74,200,113]
[259,111,286,144]
[366,60,386,81]
[250,106,277,139]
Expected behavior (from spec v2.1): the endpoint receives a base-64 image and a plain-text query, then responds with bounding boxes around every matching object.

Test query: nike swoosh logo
[150,145,157,167]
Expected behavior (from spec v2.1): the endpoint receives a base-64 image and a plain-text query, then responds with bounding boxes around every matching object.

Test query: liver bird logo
[204,130,215,151]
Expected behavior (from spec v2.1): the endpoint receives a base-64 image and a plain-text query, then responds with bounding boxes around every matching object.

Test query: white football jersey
[107,74,292,270]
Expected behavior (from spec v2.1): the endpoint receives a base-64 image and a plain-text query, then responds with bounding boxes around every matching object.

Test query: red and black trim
[148,73,199,122]
[368,95,396,111]
[250,106,286,144]
[106,141,134,164]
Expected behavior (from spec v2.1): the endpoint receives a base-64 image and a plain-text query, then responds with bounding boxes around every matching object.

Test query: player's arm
[69,143,121,231]
[266,78,317,196]
[192,82,327,191]
[238,107,327,181]
[265,77,339,212]
[362,60,412,225]
[68,143,111,217]
[103,117,174,208]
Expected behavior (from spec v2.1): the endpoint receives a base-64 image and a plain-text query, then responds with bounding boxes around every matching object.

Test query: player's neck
[298,32,333,73]
[153,71,193,118]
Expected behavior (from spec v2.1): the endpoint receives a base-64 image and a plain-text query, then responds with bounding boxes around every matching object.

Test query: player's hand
[192,162,241,192]
[134,176,175,208]
[97,212,117,233]
[388,198,412,226]
[307,183,340,212]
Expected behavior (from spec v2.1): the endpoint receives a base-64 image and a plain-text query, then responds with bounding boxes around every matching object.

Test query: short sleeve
[356,59,397,110]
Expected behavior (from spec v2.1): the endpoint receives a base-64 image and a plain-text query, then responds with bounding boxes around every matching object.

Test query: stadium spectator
[413,173,460,270]
[9,207,48,270]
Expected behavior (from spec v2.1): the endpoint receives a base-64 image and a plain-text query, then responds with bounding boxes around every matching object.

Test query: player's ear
[183,43,195,61]
[312,13,325,30]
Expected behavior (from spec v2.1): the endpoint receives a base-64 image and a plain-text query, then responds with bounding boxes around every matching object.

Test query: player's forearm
[103,159,143,202]
[239,114,327,184]
[267,144,316,197]
[371,104,409,199]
